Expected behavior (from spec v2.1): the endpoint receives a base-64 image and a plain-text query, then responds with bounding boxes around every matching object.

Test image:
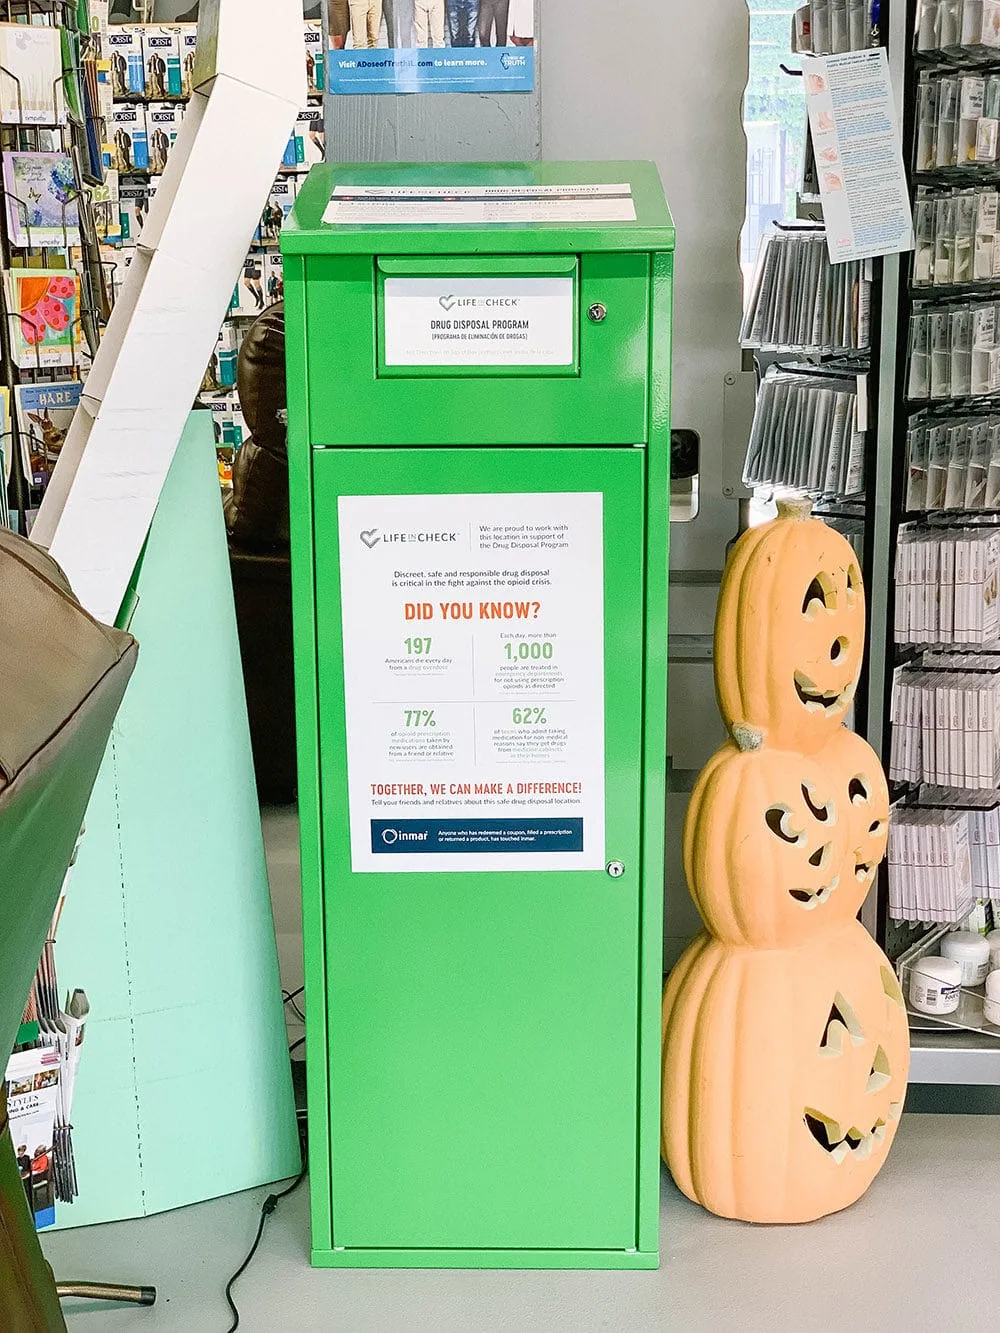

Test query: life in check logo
[360,529,458,548]
[437,294,519,310]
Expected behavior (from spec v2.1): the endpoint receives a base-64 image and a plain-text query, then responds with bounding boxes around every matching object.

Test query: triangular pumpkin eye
[820,992,864,1053]
[867,1046,892,1094]
[848,777,870,804]
[803,574,836,615]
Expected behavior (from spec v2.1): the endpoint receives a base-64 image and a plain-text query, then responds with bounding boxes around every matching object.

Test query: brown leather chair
[0,530,149,1328]
[226,301,298,804]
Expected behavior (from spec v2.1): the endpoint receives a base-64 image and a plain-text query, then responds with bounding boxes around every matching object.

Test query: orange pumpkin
[684,738,851,947]
[822,725,890,901]
[714,500,865,754]
[660,922,909,1224]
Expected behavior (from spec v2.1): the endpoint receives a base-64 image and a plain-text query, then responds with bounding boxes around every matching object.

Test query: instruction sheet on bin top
[322,183,636,225]
[337,491,606,873]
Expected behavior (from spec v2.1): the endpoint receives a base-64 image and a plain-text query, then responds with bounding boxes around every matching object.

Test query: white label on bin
[337,491,606,873]
[382,277,574,367]
[323,183,637,225]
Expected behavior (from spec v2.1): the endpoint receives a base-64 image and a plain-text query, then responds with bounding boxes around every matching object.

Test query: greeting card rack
[0,0,108,534]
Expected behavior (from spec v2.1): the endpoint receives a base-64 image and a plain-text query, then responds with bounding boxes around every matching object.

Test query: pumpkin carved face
[714,502,865,754]
[661,922,910,1224]
[823,725,890,901]
[684,740,850,947]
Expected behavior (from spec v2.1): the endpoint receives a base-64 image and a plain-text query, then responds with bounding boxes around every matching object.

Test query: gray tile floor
[41,1115,1000,1332]
[40,809,1000,1331]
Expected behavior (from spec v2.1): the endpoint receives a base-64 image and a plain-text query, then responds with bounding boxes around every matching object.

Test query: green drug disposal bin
[282,162,673,1270]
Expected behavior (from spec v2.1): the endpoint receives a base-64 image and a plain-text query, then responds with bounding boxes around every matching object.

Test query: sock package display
[888,806,978,922]
[905,412,1000,512]
[890,662,1000,786]
[912,188,1000,287]
[920,790,1000,901]
[110,101,184,176]
[743,369,866,498]
[794,0,872,54]
[740,228,871,353]
[915,0,1000,54]
[913,72,1000,172]
[893,527,1000,645]
[906,300,1000,400]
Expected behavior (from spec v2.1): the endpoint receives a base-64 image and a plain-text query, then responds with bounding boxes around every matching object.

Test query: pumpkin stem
[731,723,764,753]
[775,497,814,521]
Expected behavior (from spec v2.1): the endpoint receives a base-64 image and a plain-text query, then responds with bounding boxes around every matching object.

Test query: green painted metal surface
[302,251,648,445]
[283,162,673,1269]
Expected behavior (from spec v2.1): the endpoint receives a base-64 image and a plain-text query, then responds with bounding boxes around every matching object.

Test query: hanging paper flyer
[326,0,535,95]
[337,491,605,872]
[803,48,914,264]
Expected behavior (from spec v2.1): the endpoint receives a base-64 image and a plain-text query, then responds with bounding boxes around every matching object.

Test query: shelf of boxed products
[106,19,324,487]
[884,523,1000,935]
[862,1,1000,1073]
[915,0,1000,63]
[792,0,877,58]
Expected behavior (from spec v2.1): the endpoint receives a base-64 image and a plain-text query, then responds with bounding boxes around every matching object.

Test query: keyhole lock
[606,860,625,879]
[587,302,608,323]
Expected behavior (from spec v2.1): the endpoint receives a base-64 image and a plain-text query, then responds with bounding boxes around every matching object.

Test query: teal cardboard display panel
[49,412,299,1227]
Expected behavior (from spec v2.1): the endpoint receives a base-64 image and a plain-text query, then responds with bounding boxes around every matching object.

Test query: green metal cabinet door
[301,252,650,447]
[312,446,647,1255]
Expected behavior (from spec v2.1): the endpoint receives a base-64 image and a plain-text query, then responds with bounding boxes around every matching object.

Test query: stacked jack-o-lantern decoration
[661,499,910,1224]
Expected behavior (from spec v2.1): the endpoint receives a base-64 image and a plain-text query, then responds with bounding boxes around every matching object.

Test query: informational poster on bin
[337,491,605,873]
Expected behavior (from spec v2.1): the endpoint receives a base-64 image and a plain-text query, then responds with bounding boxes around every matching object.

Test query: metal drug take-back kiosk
[281,161,673,1269]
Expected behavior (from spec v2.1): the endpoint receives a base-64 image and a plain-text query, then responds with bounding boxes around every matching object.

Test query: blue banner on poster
[328,44,534,95]
[371,819,583,854]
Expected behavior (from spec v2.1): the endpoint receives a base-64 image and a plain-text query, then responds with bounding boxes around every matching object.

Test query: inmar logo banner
[327,0,535,94]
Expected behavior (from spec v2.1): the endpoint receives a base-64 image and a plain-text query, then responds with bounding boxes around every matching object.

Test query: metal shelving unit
[868,0,1000,1084]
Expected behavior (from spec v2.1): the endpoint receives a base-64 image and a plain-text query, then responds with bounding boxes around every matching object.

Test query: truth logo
[360,529,381,548]
[438,294,457,311]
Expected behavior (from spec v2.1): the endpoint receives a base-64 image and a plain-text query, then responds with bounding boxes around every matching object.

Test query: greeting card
[4,269,80,369]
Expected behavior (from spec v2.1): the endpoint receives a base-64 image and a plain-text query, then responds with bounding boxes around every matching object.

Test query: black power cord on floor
[224,1149,307,1332]
[224,1023,308,1330]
